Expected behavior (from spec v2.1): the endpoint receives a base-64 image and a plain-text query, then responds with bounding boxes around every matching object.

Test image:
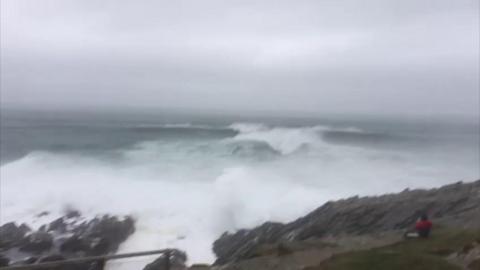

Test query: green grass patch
[306,228,480,270]
[316,250,460,270]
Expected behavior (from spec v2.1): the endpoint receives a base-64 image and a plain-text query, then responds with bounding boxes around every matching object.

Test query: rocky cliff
[213,180,480,265]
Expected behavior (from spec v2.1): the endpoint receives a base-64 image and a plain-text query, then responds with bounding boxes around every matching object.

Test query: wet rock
[143,249,187,270]
[83,215,135,255]
[65,209,81,219]
[48,218,68,233]
[89,237,111,256]
[0,254,10,266]
[0,222,31,249]
[20,232,54,253]
[59,235,90,254]
[0,214,135,270]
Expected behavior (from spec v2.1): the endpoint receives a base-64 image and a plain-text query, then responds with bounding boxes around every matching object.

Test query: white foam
[229,123,337,154]
[0,124,478,268]
[0,153,333,268]
[229,122,270,133]
[228,123,367,155]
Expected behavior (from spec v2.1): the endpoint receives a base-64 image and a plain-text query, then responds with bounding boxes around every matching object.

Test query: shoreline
[2,179,479,269]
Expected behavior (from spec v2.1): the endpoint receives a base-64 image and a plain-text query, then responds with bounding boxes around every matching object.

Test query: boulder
[20,232,54,253]
[0,222,31,249]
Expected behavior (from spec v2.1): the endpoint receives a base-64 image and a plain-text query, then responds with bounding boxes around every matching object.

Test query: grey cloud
[1,0,478,116]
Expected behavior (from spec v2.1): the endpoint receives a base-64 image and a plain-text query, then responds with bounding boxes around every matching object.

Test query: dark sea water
[1,109,479,265]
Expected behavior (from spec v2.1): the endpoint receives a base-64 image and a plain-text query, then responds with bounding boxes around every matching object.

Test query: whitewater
[1,111,478,268]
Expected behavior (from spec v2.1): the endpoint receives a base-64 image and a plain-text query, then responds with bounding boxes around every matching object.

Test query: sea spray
[1,118,478,268]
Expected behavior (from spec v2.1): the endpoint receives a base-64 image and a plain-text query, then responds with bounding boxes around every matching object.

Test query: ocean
[0,109,478,267]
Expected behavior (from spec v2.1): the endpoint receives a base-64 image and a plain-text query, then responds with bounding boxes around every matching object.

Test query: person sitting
[404,213,433,238]
[415,213,433,237]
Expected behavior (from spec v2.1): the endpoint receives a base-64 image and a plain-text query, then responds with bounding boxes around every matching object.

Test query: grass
[305,228,480,270]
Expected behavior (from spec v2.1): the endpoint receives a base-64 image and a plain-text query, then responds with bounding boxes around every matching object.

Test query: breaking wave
[1,120,478,268]
[228,123,366,154]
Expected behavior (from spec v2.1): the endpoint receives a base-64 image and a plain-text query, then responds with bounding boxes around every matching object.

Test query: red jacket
[415,220,432,231]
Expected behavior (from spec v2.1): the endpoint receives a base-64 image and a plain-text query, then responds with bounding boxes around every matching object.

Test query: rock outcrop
[143,249,188,270]
[0,211,135,269]
[213,180,480,265]
[0,222,31,249]
[448,239,480,270]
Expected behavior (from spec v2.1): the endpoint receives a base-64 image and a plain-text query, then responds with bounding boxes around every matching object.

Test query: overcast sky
[1,0,479,116]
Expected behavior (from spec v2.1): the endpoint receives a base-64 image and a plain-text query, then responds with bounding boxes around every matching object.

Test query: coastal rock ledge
[0,212,135,269]
[213,180,480,265]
